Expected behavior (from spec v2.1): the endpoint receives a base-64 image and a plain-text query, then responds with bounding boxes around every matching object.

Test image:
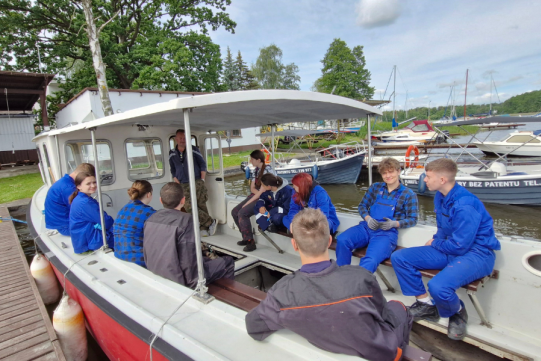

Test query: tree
[251,44,300,90]
[0,0,236,123]
[236,51,258,90]
[314,39,375,100]
[223,47,240,91]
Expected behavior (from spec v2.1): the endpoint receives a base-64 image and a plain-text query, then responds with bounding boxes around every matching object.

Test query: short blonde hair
[425,158,458,182]
[378,157,401,174]
[291,208,330,257]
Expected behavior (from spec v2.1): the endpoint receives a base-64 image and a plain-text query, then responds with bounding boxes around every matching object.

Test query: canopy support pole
[89,127,110,251]
[367,114,372,186]
[183,109,213,303]
[271,124,276,170]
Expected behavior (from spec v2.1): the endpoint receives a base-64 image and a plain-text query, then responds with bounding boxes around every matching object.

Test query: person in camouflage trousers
[169,129,217,236]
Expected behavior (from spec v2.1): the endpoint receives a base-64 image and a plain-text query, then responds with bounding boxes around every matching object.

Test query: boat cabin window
[35,146,47,184]
[125,138,164,181]
[42,144,53,184]
[65,144,77,173]
[169,135,198,151]
[65,140,115,185]
[411,124,429,132]
[506,135,540,144]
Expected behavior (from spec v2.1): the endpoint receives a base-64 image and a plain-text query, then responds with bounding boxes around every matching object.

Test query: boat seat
[208,278,433,361]
[328,241,498,328]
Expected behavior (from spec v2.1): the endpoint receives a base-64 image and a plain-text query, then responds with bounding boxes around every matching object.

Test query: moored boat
[474,130,541,157]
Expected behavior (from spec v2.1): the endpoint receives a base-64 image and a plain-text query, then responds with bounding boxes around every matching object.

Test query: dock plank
[0,207,65,361]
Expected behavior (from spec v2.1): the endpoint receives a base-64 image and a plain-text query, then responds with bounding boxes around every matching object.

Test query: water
[225,171,541,241]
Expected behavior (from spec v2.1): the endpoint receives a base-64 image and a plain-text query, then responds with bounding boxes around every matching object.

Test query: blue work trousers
[335,222,398,273]
[391,246,495,317]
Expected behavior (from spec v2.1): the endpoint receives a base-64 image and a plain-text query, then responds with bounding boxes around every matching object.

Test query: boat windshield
[506,135,540,143]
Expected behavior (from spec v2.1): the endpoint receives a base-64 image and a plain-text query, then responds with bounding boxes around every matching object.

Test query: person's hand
[173,177,180,184]
[380,217,398,231]
[365,216,379,230]
[425,239,434,246]
[259,207,267,214]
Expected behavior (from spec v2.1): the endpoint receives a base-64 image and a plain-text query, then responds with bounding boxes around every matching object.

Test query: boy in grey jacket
[245,208,412,361]
[143,182,234,288]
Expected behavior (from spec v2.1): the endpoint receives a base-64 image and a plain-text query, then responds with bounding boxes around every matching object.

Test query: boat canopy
[38,90,381,139]
[404,119,434,132]
[434,116,541,127]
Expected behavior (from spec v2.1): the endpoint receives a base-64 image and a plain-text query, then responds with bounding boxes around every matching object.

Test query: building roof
[0,71,55,111]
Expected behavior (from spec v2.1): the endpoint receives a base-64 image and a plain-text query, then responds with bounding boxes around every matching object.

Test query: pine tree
[223,47,240,91]
[236,51,259,90]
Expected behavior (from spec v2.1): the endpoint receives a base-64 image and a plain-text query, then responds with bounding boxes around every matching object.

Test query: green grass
[210,150,294,168]
[0,173,44,204]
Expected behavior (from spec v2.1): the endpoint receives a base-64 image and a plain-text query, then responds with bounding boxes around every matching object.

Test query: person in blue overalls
[336,158,418,273]
[253,174,294,232]
[69,172,114,254]
[391,158,501,340]
[44,163,95,235]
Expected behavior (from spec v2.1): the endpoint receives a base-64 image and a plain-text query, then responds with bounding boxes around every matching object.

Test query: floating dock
[0,207,65,361]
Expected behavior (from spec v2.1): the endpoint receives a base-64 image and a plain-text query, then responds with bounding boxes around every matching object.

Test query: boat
[402,116,541,205]
[28,91,541,361]
[474,130,541,157]
[253,129,367,184]
[371,120,442,144]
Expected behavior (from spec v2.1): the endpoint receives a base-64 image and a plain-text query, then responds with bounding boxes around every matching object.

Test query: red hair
[292,173,313,205]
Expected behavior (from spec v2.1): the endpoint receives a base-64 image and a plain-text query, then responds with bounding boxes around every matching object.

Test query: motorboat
[28,91,541,361]
[371,120,442,144]
[402,117,541,205]
[473,130,541,157]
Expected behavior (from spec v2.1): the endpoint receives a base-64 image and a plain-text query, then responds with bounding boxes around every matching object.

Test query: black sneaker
[237,240,248,246]
[408,301,440,322]
[243,240,256,252]
[448,305,468,340]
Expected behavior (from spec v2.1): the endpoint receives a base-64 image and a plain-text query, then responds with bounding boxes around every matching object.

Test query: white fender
[53,295,88,361]
[30,254,60,304]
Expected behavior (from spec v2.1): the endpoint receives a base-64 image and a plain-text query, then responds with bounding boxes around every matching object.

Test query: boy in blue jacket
[391,158,500,340]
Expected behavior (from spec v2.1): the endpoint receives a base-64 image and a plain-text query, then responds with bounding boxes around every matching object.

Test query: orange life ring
[262,149,271,164]
[405,145,420,168]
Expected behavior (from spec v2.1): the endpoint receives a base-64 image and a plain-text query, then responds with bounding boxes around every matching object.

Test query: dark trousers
[204,256,235,284]
[386,300,413,352]
[231,194,257,241]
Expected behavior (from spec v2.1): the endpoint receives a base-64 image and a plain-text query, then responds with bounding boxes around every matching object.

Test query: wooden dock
[0,207,66,361]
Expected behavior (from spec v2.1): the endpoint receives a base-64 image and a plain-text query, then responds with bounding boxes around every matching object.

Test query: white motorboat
[371,120,441,144]
[474,130,541,157]
[28,91,541,361]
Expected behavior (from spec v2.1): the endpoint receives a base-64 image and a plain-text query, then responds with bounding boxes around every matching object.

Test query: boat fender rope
[405,145,420,168]
[148,289,197,361]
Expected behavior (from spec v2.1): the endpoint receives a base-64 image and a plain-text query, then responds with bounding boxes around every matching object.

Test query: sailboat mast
[464,69,469,120]
[405,90,408,118]
[489,74,493,116]
[393,65,396,128]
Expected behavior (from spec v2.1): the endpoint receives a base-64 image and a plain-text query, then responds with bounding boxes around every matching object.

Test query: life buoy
[262,149,271,164]
[405,145,420,168]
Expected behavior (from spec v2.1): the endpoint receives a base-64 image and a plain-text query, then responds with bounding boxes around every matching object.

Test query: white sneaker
[200,229,210,237]
[208,219,217,236]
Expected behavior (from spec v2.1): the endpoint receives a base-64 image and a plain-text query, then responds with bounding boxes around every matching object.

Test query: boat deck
[0,207,65,361]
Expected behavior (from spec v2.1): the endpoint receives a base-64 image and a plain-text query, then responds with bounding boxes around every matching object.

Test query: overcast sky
[210,0,541,111]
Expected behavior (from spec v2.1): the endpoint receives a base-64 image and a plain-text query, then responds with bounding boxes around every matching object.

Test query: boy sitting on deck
[391,158,501,340]
[245,208,412,361]
[143,182,234,289]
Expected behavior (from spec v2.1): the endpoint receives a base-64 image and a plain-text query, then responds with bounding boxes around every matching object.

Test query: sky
[210,0,541,111]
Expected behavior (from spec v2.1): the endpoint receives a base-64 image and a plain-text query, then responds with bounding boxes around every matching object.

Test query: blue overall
[391,184,500,318]
[336,188,402,273]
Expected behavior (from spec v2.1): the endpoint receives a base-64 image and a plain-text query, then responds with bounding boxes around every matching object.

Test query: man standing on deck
[335,157,418,273]
[391,158,500,340]
[169,129,216,237]
[245,208,412,360]
[44,163,96,235]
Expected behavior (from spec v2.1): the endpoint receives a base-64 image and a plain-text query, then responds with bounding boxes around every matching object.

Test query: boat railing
[317,141,367,161]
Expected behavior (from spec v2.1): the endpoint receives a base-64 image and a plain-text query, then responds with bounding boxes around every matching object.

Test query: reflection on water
[225,170,541,241]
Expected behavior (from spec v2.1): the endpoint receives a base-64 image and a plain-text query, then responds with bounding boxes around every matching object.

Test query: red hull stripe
[27,204,193,361]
